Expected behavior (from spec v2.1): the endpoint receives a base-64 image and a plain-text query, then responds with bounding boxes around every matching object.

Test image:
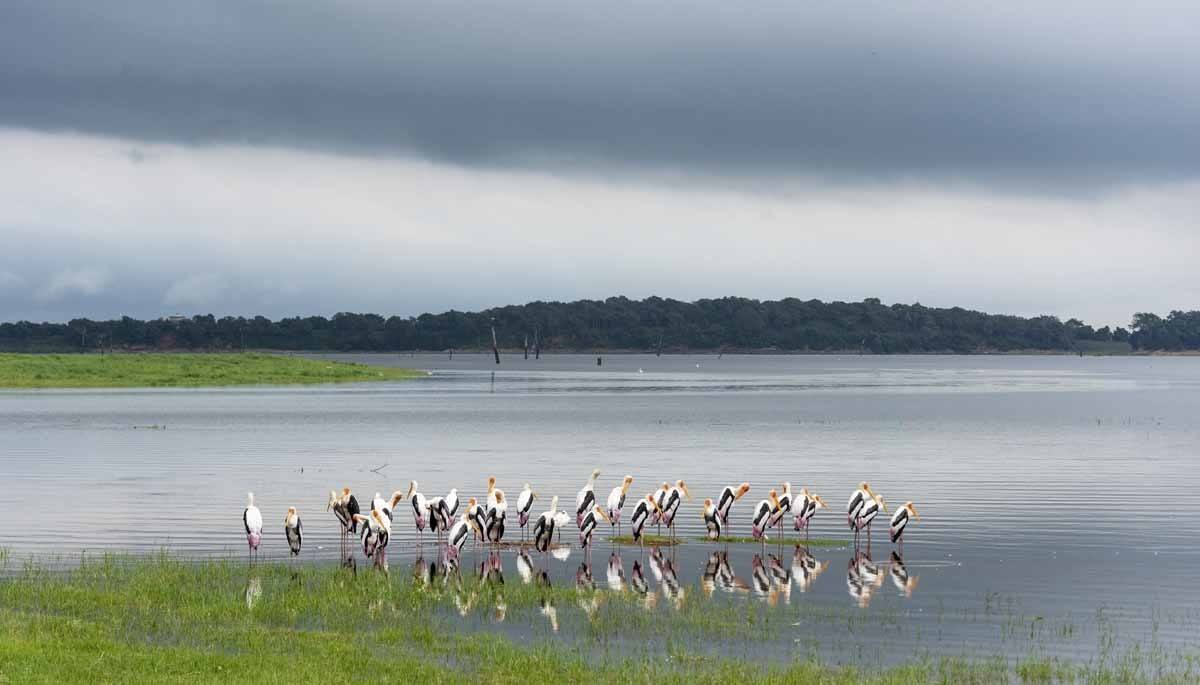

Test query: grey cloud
[34,267,112,303]
[3,1,1198,187]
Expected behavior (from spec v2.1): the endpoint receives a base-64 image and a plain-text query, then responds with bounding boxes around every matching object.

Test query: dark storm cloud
[3,1,1198,185]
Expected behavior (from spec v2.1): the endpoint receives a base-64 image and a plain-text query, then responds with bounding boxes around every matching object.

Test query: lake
[2,353,1199,668]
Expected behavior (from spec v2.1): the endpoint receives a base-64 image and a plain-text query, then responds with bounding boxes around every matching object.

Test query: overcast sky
[2,1,1198,327]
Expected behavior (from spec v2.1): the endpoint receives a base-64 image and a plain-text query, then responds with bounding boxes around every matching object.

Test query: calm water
[3,353,1199,666]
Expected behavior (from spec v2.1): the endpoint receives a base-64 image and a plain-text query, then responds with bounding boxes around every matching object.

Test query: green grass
[697,535,844,547]
[0,352,422,388]
[608,534,683,546]
[0,555,1196,683]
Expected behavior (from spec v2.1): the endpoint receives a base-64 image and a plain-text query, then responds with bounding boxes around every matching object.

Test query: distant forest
[2,297,1198,354]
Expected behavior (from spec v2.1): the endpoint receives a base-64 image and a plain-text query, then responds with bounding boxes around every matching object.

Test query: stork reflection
[791,545,829,593]
[889,551,919,598]
[847,549,885,608]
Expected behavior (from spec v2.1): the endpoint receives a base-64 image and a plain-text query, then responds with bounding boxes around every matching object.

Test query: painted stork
[652,482,670,534]
[447,512,480,562]
[660,480,691,542]
[427,495,452,541]
[575,468,601,527]
[405,481,427,539]
[847,482,887,546]
[793,488,827,537]
[243,493,262,563]
[516,483,537,539]
[702,498,722,540]
[578,505,610,551]
[767,482,793,535]
[629,493,662,546]
[467,497,487,544]
[889,501,921,551]
[532,495,560,553]
[284,506,302,557]
[750,489,779,542]
[716,483,751,525]
[355,509,391,562]
[605,475,634,535]
[327,487,360,555]
[486,489,507,545]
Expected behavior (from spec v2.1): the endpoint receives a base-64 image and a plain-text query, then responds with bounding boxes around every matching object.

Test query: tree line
[0,296,1193,353]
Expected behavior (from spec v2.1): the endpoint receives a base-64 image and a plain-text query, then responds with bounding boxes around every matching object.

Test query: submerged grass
[0,352,421,388]
[607,534,683,546]
[699,535,844,547]
[0,555,1196,683]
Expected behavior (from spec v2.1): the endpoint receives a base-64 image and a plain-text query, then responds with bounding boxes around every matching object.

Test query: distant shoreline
[10,346,1200,358]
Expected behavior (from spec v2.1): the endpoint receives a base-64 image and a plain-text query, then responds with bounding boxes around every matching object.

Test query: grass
[0,555,1196,684]
[608,534,684,546]
[0,352,422,388]
[698,536,843,547]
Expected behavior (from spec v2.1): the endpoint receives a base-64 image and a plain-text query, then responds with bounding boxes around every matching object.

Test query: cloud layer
[3,1,1199,186]
[1,128,1196,327]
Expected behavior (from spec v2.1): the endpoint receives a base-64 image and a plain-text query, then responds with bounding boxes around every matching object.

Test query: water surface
[2,353,1198,666]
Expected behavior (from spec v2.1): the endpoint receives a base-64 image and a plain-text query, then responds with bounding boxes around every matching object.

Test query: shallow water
[2,353,1199,665]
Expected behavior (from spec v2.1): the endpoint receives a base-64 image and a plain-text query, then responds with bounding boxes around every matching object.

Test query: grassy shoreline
[0,555,1194,683]
[0,352,421,388]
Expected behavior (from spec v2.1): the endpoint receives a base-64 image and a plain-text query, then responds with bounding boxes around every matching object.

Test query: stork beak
[682,484,692,501]
[911,505,921,521]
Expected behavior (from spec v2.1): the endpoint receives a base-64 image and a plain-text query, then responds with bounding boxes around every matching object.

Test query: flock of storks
[240,472,921,566]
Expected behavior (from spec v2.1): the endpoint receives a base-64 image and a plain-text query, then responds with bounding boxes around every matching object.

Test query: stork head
[858,481,870,493]
[781,481,792,495]
[285,506,297,524]
[487,476,496,493]
[660,482,670,492]
[702,498,715,516]
[389,490,405,508]
[769,489,780,508]
[342,487,352,498]
[677,480,691,500]
[406,481,417,499]
[875,495,888,513]
[494,489,506,503]
[327,490,337,510]
[646,494,662,513]
[621,475,634,493]
[905,501,920,521]
[735,483,751,499]
[523,482,532,492]
[594,506,610,522]
[813,495,828,510]
[468,497,478,508]
[590,468,601,482]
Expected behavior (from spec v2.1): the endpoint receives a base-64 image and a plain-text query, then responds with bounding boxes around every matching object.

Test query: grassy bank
[0,352,421,388]
[0,555,1194,683]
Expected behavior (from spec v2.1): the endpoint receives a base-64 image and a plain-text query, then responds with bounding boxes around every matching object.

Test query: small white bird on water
[243,493,263,563]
